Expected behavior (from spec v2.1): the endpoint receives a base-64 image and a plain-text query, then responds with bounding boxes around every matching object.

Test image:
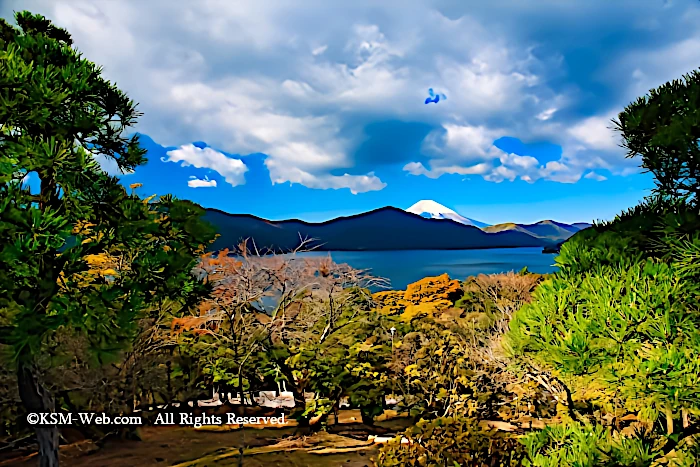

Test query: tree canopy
[0,11,216,466]
[615,69,700,206]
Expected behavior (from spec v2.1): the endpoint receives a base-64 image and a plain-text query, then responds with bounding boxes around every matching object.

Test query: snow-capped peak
[406,200,476,226]
[406,200,457,216]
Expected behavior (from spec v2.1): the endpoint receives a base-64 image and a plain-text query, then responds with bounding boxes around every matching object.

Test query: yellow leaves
[376,304,403,316]
[373,275,461,306]
[373,275,462,321]
[404,274,462,303]
[84,253,121,277]
[56,271,69,291]
[77,227,104,243]
[143,194,157,204]
[455,375,470,386]
[72,220,96,235]
[399,303,444,323]
[404,364,420,377]
[373,290,405,307]
[354,341,374,352]
[555,402,572,419]
[55,253,123,290]
[85,254,105,267]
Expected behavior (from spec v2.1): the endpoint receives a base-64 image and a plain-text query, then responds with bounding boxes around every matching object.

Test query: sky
[3,0,700,224]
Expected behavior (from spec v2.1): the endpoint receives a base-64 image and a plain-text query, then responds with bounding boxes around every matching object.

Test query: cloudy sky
[4,0,700,223]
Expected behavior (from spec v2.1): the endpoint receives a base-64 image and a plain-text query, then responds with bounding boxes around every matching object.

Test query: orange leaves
[373,274,463,317]
[171,316,218,336]
[404,274,462,303]
[199,249,242,270]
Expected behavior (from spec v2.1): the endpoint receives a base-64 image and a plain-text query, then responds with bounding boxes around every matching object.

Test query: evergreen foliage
[0,11,215,466]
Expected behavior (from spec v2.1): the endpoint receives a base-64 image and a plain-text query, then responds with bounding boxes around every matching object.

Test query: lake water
[295,247,559,290]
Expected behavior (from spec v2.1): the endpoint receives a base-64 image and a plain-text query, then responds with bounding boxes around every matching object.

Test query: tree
[375,273,555,467]
[614,69,700,206]
[506,66,700,462]
[180,241,388,429]
[0,12,216,466]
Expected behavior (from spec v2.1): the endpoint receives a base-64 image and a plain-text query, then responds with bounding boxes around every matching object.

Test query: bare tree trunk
[17,363,60,467]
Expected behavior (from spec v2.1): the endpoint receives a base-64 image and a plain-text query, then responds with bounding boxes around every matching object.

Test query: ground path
[2,410,412,467]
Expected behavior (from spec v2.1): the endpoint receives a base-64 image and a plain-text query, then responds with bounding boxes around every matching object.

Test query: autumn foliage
[373,273,463,320]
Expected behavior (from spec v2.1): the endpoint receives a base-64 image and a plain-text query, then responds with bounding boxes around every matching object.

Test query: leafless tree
[178,238,388,415]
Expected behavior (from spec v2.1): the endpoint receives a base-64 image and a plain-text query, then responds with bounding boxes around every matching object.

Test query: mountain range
[204,200,591,252]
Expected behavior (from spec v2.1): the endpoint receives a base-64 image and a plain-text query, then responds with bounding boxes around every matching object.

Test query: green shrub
[521,421,658,467]
[507,258,700,423]
[556,197,700,278]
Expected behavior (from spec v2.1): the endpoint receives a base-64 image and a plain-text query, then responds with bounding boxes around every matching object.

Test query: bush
[508,258,700,425]
[374,416,527,467]
[556,196,700,277]
[521,421,658,467]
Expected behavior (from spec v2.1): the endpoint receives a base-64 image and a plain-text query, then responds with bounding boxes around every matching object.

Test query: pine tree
[0,12,216,466]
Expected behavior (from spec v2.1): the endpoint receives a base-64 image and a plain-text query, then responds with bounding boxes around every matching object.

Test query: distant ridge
[203,206,590,252]
[484,220,588,242]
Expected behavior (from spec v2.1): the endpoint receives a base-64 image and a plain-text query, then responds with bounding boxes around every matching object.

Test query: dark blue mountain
[204,206,556,252]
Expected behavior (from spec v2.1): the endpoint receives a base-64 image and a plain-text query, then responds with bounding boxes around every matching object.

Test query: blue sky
[4,0,699,224]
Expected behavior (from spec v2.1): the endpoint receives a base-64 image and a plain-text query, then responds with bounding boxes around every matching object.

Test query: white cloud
[483,165,518,183]
[8,0,687,191]
[403,161,492,178]
[425,124,504,161]
[485,155,582,184]
[405,144,584,184]
[584,171,608,181]
[188,175,218,188]
[409,120,589,184]
[163,144,248,187]
[536,107,557,121]
[567,114,620,151]
[270,165,386,194]
[13,0,564,191]
[539,161,583,184]
[312,45,328,56]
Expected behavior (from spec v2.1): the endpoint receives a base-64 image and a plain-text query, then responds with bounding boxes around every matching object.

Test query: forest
[1,10,700,467]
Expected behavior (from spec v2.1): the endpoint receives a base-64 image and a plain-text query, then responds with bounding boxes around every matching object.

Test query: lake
[294,247,559,290]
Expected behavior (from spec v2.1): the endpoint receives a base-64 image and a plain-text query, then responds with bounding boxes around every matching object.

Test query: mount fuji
[406,200,490,228]
[203,202,591,252]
